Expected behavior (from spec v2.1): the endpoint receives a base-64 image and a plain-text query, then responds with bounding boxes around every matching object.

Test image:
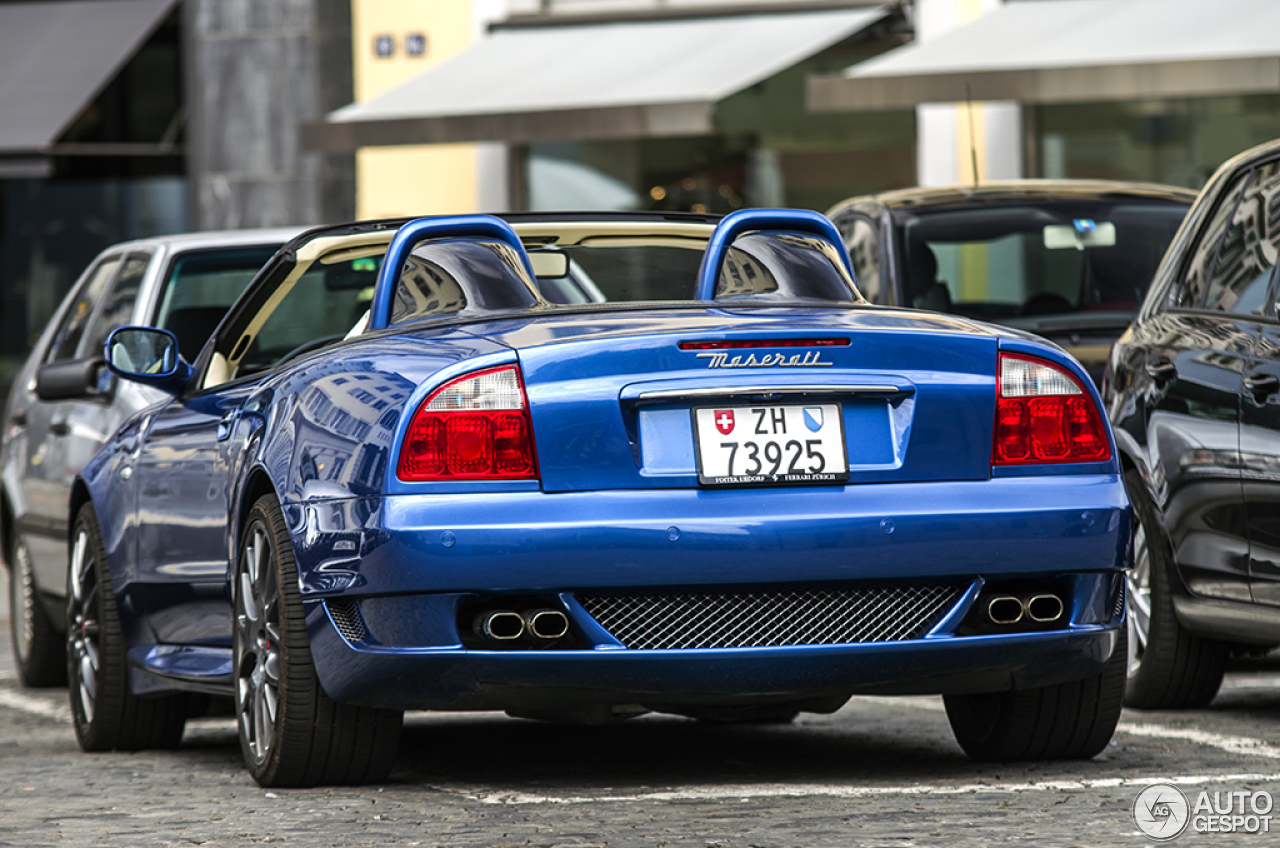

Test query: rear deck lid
[471,307,1000,492]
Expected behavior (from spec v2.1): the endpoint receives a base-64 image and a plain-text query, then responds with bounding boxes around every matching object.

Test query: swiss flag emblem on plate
[714,409,735,435]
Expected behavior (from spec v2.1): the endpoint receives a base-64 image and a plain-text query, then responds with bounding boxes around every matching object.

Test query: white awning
[0,0,175,174]
[304,7,888,151]
[809,0,1280,112]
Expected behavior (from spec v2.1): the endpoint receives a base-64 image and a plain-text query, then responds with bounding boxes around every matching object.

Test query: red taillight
[992,354,1111,466]
[397,366,538,481]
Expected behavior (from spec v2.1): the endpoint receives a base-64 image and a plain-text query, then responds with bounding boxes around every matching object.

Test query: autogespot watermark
[1133,783,1274,840]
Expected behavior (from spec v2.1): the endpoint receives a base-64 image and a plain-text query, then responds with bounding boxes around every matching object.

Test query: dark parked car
[826,181,1196,384]
[71,209,1127,787]
[1,229,296,687]
[1105,139,1280,708]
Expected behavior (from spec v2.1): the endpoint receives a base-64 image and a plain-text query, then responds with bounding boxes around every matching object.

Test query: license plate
[693,404,848,486]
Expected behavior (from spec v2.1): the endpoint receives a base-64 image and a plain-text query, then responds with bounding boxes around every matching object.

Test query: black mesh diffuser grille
[579,585,964,650]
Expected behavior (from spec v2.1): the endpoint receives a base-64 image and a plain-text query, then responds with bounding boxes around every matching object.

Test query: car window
[842,215,881,303]
[154,245,282,362]
[1172,168,1254,311]
[237,255,381,376]
[1201,160,1280,316]
[540,245,704,302]
[897,201,1189,326]
[46,255,122,362]
[80,252,150,359]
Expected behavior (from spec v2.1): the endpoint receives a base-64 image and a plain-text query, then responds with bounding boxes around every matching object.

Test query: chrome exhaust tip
[987,595,1025,625]
[524,609,569,640]
[475,610,525,640]
[1026,593,1064,623]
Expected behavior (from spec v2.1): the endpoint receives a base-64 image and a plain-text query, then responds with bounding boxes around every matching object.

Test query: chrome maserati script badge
[695,351,833,369]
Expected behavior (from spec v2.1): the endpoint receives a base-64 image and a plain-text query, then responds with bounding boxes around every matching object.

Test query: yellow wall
[352,0,480,218]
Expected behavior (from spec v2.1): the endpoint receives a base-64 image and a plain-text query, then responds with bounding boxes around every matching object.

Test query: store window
[1037,95,1280,191]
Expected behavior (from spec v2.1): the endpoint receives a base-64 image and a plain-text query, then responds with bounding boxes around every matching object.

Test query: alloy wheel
[235,520,282,767]
[1126,520,1153,678]
[67,526,101,724]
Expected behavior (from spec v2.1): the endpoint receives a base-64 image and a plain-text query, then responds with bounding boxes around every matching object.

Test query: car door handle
[1244,373,1280,400]
[49,418,70,436]
[10,409,26,427]
[1145,358,1177,382]
[216,408,240,441]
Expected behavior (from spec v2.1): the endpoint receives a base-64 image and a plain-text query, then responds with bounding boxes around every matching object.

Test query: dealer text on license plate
[693,404,848,486]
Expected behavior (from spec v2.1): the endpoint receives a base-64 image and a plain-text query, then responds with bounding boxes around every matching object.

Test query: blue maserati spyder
[69,209,1129,787]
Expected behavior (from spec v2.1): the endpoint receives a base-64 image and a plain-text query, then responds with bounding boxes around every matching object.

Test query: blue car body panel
[76,210,1130,715]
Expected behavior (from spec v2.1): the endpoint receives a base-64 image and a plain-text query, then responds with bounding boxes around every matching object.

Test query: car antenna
[965,82,980,188]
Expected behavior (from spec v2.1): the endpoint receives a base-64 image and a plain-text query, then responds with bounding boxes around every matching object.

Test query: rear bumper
[305,608,1123,711]
[288,474,1129,711]
[288,474,1130,596]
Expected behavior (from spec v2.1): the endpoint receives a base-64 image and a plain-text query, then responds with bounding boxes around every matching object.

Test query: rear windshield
[156,245,281,361]
[895,201,1189,329]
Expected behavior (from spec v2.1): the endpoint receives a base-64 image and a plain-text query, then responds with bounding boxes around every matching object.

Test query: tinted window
[1202,160,1280,315]
[81,252,149,359]
[155,245,281,362]
[47,255,122,362]
[897,201,1189,326]
[843,216,881,303]
[1173,169,1253,311]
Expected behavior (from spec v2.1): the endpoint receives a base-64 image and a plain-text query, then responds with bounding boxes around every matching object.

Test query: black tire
[9,532,67,687]
[234,494,402,788]
[944,626,1127,762]
[1123,469,1226,709]
[67,503,187,751]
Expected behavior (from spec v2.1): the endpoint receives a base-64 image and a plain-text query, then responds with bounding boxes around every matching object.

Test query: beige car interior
[202,221,716,391]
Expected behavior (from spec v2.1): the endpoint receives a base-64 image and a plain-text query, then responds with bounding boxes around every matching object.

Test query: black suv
[827,181,1195,386]
[1105,138,1280,708]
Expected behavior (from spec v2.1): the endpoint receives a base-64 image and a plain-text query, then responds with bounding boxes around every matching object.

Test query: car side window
[842,215,881,303]
[1201,160,1280,316]
[1172,168,1253,311]
[46,255,123,363]
[80,252,150,359]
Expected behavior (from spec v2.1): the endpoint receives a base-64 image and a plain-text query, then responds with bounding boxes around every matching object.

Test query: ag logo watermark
[1133,784,1190,840]
[1133,783,1273,839]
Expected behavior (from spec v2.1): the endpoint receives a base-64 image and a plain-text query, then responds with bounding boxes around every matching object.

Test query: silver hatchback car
[1,228,298,686]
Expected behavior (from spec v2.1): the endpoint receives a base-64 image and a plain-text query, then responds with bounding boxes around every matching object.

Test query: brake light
[397,365,538,481]
[993,354,1111,465]
[679,338,850,350]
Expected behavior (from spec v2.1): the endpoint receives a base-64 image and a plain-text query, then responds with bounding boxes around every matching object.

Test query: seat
[907,241,952,312]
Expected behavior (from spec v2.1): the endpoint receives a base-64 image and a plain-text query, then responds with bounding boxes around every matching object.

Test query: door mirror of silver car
[34,357,112,402]
[105,326,192,393]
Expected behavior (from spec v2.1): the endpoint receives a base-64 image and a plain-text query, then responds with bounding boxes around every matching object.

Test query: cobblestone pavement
[2,566,1278,847]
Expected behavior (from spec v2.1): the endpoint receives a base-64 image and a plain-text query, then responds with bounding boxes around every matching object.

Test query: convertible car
[70,209,1130,787]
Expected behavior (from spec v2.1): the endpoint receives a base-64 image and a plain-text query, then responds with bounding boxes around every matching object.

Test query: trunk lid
[467,307,1000,493]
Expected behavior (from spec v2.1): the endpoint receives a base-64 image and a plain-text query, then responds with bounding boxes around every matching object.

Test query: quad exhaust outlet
[985,593,1064,625]
[473,608,570,643]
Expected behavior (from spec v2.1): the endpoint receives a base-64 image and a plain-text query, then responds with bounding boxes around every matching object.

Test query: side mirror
[35,357,111,401]
[105,326,192,393]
